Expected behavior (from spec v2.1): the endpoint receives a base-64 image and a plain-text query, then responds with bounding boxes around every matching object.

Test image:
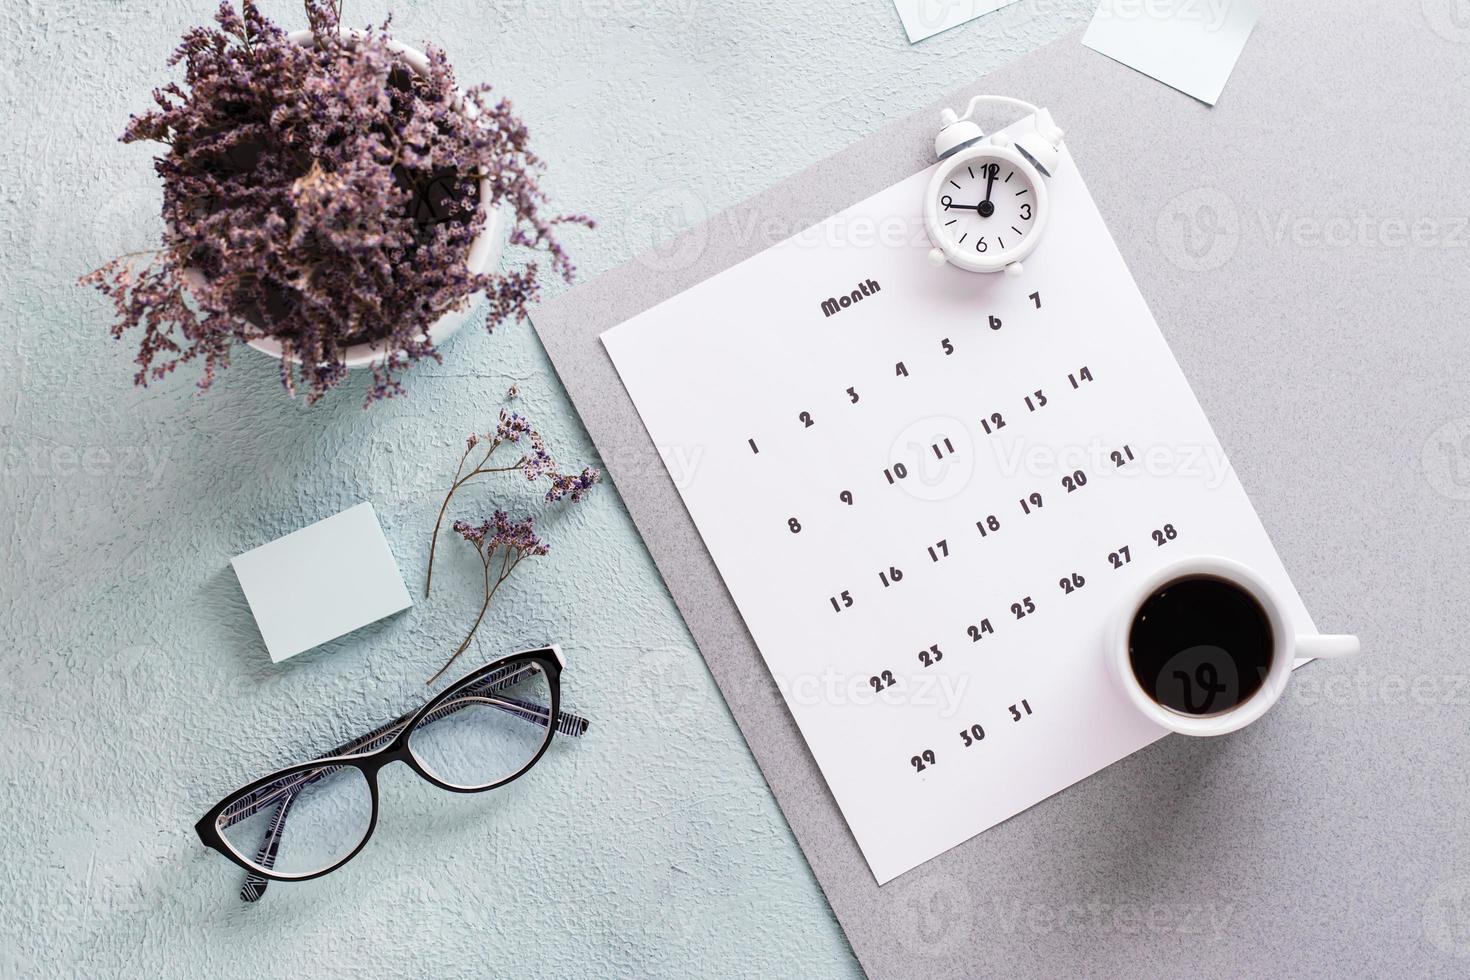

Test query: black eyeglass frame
[194,646,576,887]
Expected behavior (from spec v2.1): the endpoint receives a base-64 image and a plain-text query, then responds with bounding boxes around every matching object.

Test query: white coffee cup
[1106,555,1359,736]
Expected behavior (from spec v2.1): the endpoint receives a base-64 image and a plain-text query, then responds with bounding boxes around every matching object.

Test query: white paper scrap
[892,0,1022,43]
[1082,0,1260,105]
[231,502,412,662]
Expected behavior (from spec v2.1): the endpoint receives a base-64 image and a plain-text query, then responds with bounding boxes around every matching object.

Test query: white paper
[1082,0,1260,105]
[602,124,1313,884]
[891,0,1021,43]
[231,502,412,662]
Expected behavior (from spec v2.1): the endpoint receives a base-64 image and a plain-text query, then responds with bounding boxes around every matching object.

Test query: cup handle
[1296,633,1360,659]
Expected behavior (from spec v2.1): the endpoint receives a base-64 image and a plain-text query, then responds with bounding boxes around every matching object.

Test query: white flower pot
[191,30,508,371]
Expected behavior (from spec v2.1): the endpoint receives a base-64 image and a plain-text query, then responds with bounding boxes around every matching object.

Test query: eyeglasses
[195,646,589,902]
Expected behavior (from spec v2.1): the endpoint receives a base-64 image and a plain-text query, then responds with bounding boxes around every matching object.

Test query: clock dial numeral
[936,157,1038,259]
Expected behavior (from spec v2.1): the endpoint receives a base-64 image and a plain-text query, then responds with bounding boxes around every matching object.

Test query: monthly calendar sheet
[602,135,1313,884]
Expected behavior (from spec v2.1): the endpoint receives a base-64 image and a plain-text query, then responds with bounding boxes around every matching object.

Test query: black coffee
[1128,576,1273,716]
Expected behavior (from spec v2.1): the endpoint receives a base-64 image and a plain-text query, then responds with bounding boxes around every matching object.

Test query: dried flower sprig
[429,512,548,684]
[424,403,601,597]
[81,0,593,406]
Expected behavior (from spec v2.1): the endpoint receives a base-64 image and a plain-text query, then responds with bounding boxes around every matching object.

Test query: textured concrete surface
[0,0,1095,976]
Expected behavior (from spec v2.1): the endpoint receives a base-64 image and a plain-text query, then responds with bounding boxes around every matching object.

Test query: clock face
[935,155,1038,259]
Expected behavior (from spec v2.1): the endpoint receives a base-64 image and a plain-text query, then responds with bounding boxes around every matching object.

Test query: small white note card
[602,121,1312,884]
[1082,0,1260,105]
[231,502,412,662]
[892,0,1021,43]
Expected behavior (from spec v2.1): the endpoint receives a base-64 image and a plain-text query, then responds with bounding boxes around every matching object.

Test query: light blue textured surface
[0,0,1095,975]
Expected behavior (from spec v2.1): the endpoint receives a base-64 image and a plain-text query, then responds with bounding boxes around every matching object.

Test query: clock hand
[944,201,984,212]
[978,166,998,218]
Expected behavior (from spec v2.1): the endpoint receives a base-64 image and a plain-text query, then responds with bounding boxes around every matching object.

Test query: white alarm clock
[923,95,1065,276]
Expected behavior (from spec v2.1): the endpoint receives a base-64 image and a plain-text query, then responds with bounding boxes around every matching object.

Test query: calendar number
[927,539,950,562]
[829,591,854,612]
[895,361,909,378]
[869,670,896,693]
[839,490,854,505]
[1008,699,1034,721]
[917,644,943,668]
[980,412,1006,435]
[1068,366,1094,388]
[1110,445,1135,467]
[787,517,802,534]
[883,463,909,484]
[1108,545,1132,569]
[1061,470,1088,493]
[1059,572,1086,594]
[799,411,814,428]
[878,566,904,587]
[976,514,1001,537]
[1019,492,1044,515]
[911,749,936,773]
[941,337,954,355]
[1010,596,1036,619]
[1152,523,1179,547]
[847,386,859,403]
[967,619,994,642]
[958,724,986,747]
[1024,389,1048,412]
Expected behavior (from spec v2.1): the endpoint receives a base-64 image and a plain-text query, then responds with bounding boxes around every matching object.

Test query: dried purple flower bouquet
[83,0,592,405]
[427,396,602,683]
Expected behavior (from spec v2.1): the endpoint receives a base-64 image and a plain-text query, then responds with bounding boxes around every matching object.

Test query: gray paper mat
[532,3,1470,974]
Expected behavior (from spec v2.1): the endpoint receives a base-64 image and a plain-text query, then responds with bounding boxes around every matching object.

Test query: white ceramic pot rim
[190,29,508,370]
